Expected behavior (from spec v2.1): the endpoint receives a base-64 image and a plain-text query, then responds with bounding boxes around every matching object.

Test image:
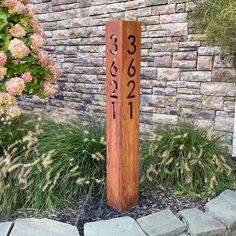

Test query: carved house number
[109,34,136,120]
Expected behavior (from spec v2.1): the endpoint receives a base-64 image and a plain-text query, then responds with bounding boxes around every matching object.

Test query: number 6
[128,58,136,77]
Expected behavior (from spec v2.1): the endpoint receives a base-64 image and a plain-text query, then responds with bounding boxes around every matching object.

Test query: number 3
[128,35,136,55]
[110,34,118,55]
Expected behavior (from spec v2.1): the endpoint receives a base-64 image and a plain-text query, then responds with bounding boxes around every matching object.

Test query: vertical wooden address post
[106,20,141,211]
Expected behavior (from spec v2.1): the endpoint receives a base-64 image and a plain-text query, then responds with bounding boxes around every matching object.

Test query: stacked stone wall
[21,0,236,151]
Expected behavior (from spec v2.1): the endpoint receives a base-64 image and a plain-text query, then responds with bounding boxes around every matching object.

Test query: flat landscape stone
[84,216,145,236]
[137,209,186,236]
[10,218,79,236]
[0,222,13,236]
[205,195,236,230]
[220,190,236,206]
[180,208,226,236]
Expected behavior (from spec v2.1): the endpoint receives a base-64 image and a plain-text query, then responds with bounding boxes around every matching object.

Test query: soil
[4,189,210,236]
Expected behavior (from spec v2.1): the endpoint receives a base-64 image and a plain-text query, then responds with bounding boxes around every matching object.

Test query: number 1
[128,102,133,119]
[112,102,116,119]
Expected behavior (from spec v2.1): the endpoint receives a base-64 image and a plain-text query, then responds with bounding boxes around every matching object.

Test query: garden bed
[4,189,209,236]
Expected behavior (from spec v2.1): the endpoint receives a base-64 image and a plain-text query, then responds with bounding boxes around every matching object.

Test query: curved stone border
[1,190,236,236]
[84,190,236,236]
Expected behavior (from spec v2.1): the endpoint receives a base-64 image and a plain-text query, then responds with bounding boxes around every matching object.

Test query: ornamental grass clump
[0,115,106,216]
[191,0,236,56]
[0,0,61,117]
[140,123,235,195]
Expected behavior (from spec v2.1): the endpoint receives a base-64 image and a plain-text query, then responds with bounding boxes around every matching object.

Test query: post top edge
[105,20,142,25]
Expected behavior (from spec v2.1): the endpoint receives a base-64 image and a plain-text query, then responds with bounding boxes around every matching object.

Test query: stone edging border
[84,190,236,236]
[1,190,236,236]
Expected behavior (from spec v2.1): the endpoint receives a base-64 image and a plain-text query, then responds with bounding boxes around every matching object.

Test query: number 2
[127,80,135,99]
[110,80,118,98]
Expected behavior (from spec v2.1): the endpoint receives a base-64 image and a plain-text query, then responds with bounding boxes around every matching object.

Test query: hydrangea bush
[0,0,61,117]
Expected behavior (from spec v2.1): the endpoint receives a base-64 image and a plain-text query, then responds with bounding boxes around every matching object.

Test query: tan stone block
[215,117,234,132]
[165,96,177,106]
[154,54,172,67]
[152,4,176,14]
[181,71,212,82]
[177,94,202,109]
[198,47,221,56]
[53,30,69,39]
[197,56,213,70]
[178,88,200,94]
[160,13,187,24]
[202,96,224,110]
[153,87,176,95]
[167,81,186,88]
[201,82,236,96]
[224,101,235,112]
[153,114,179,125]
[181,108,215,120]
[153,42,179,52]
[158,68,180,81]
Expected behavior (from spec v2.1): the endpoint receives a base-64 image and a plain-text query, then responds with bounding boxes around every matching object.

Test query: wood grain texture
[106,20,141,211]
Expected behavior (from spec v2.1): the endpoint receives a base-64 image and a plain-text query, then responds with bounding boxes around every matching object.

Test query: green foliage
[0,115,106,216]
[140,123,236,196]
[191,0,236,55]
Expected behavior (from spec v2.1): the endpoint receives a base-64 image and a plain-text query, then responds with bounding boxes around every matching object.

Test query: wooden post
[106,20,141,211]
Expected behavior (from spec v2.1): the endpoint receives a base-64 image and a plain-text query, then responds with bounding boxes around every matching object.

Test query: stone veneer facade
[21,0,236,152]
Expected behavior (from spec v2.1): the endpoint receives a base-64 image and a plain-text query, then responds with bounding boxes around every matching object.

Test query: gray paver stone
[205,195,236,230]
[137,209,187,236]
[10,218,79,236]
[0,222,13,236]
[84,216,146,236]
[180,208,226,236]
[220,190,236,206]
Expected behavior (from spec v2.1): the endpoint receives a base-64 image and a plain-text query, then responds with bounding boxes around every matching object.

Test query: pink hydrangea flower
[27,17,46,40]
[0,67,7,76]
[19,0,29,5]
[0,105,4,116]
[0,92,15,105]
[38,50,49,67]
[48,64,62,78]
[0,93,5,105]
[2,0,17,8]
[5,105,21,117]
[26,4,37,16]
[43,82,56,97]
[45,73,57,83]
[21,72,33,83]
[2,0,26,15]
[9,39,30,58]
[6,77,25,96]
[9,24,26,38]
[0,51,7,66]
[30,34,46,50]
